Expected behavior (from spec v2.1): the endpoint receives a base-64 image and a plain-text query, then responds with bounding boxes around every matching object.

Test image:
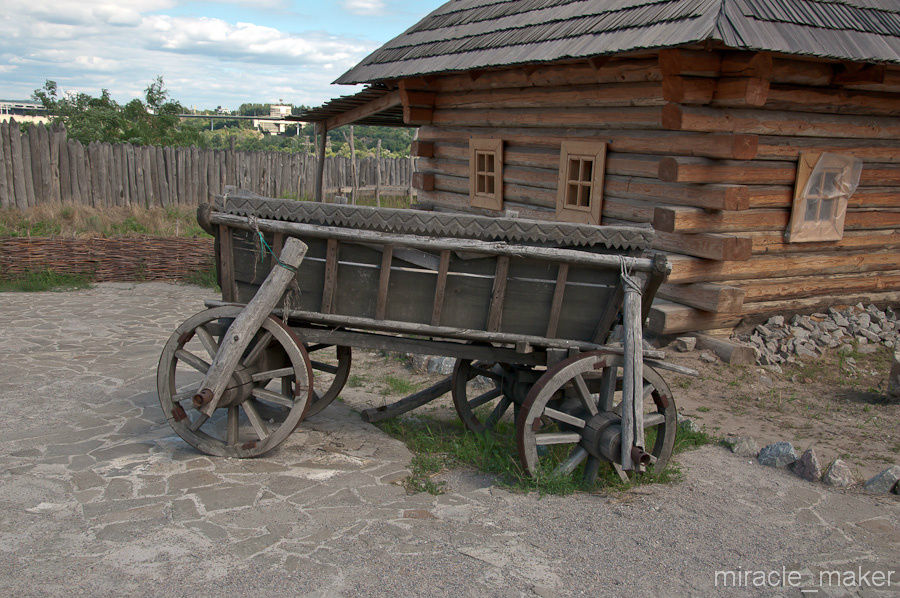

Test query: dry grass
[0,204,210,239]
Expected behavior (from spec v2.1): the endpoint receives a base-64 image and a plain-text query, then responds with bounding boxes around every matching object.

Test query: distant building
[0,100,49,125]
[253,103,293,135]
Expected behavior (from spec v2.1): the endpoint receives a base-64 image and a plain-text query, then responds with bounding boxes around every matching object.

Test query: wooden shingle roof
[335,0,900,84]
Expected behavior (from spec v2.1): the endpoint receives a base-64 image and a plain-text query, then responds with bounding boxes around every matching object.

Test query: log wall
[410,52,900,334]
[0,122,413,209]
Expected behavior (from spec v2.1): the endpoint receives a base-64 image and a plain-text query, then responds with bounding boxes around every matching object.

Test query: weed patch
[0,270,93,292]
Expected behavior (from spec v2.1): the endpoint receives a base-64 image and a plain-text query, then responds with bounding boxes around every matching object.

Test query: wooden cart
[157,191,692,484]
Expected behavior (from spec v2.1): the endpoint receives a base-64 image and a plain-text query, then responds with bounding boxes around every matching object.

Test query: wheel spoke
[172,388,198,403]
[227,406,239,445]
[468,387,501,409]
[251,387,295,409]
[175,349,210,374]
[311,360,338,374]
[643,413,666,428]
[484,396,511,428]
[572,374,598,416]
[598,367,617,412]
[554,446,588,476]
[241,400,269,440]
[305,343,330,353]
[195,325,219,360]
[583,456,601,485]
[542,407,585,428]
[643,382,654,398]
[534,432,582,446]
[251,367,295,382]
[188,412,209,432]
[242,331,272,367]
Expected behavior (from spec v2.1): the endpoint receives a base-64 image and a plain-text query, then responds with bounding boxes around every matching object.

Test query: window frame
[469,137,504,211]
[556,140,607,225]
[786,152,860,243]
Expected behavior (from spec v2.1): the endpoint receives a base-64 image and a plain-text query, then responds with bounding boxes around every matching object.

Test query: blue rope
[256,231,299,275]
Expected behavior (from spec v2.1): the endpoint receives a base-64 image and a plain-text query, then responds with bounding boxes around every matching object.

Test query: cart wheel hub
[215,366,255,408]
[580,411,622,461]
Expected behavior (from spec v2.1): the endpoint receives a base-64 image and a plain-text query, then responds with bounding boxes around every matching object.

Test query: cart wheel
[516,352,676,485]
[303,345,352,418]
[452,359,511,433]
[157,306,313,458]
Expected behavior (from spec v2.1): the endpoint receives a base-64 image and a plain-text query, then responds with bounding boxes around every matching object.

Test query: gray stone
[796,346,818,360]
[426,356,456,375]
[678,418,701,434]
[822,459,854,488]
[857,344,878,355]
[791,449,822,482]
[725,436,759,458]
[699,351,717,364]
[761,364,783,375]
[758,375,774,388]
[859,329,880,343]
[757,442,798,468]
[863,466,900,494]
[888,351,900,404]
[766,315,785,327]
[673,336,697,352]
[857,313,872,328]
[755,324,773,337]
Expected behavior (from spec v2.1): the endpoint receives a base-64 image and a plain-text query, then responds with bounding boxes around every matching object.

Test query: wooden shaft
[360,377,453,423]
[197,237,308,416]
[209,212,660,273]
[621,283,643,471]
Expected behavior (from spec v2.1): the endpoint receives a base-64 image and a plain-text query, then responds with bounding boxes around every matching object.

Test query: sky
[0,0,445,109]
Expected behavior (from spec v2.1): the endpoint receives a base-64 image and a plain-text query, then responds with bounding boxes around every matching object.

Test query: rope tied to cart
[619,256,642,296]
[248,214,302,324]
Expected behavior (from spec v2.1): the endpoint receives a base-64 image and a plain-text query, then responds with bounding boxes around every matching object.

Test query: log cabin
[298,0,900,335]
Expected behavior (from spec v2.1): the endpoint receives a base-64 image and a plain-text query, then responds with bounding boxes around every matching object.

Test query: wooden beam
[412,172,435,191]
[375,245,392,320]
[487,256,510,332]
[321,238,339,314]
[399,82,436,125]
[218,224,237,302]
[605,176,750,211]
[832,63,885,86]
[659,49,721,77]
[325,90,402,130]
[658,282,746,313]
[546,263,569,338]
[410,140,434,158]
[653,230,752,261]
[431,250,451,326]
[662,76,716,104]
[713,77,770,106]
[314,121,326,202]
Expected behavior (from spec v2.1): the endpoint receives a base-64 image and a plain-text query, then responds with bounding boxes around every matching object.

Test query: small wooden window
[556,141,606,225]
[786,152,862,243]
[469,138,503,210]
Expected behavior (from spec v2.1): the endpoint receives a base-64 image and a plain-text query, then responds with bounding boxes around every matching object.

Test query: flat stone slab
[0,283,897,596]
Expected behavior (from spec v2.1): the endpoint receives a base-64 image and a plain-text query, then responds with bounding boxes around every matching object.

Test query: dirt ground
[314,341,899,484]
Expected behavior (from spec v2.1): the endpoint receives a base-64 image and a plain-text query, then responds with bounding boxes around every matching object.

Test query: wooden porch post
[314,121,327,202]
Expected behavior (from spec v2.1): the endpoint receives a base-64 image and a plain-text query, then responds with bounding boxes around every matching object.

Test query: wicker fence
[0,236,215,282]
[0,121,413,210]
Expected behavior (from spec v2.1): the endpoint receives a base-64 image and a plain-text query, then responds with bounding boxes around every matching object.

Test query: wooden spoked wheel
[516,351,677,485]
[451,359,512,433]
[157,306,313,458]
[303,344,352,418]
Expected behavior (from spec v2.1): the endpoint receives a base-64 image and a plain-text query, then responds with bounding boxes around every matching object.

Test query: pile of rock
[725,437,900,494]
[739,304,898,367]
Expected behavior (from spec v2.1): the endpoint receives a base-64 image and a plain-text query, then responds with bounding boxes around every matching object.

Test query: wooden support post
[321,238,339,314]
[375,138,382,208]
[348,125,358,205]
[376,245,393,320]
[408,130,417,202]
[218,224,237,302]
[314,122,327,202]
[487,256,510,332]
[431,249,451,326]
[195,238,308,418]
[545,263,569,338]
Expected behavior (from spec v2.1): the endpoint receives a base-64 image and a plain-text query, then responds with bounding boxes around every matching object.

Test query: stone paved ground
[0,283,897,597]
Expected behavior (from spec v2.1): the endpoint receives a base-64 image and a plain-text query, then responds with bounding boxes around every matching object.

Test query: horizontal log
[602,196,654,223]
[605,176,749,211]
[661,76,716,104]
[433,82,667,110]
[746,185,900,209]
[648,299,742,334]
[742,290,900,316]
[658,282,746,313]
[663,103,900,139]
[667,249,900,284]
[661,156,900,187]
[654,230,752,261]
[713,77,770,107]
[770,58,833,86]
[765,84,900,116]
[659,49,721,77]
[654,206,900,234]
[731,270,900,302]
[432,106,662,129]
[417,189,554,220]
[410,140,434,158]
[755,136,900,163]
[693,333,757,365]
[750,229,900,255]
[430,58,663,92]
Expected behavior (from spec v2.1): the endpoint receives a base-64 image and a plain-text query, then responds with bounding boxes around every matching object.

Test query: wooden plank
[755,136,900,163]
[667,249,900,284]
[0,123,10,208]
[648,299,741,334]
[605,176,749,210]
[751,229,900,255]
[658,49,721,77]
[430,249,451,326]
[218,224,237,302]
[432,106,662,129]
[658,282,746,313]
[654,205,900,234]
[321,238,339,314]
[435,81,668,110]
[664,103,900,139]
[545,263,569,338]
[660,156,900,186]
[654,230,752,261]
[487,256,510,332]
[693,334,757,365]
[764,84,900,116]
[734,270,900,302]
[375,245,393,321]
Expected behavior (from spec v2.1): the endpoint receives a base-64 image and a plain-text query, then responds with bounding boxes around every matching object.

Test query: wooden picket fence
[0,121,414,210]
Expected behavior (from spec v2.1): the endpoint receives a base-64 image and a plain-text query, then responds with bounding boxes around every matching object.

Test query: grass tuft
[183,263,220,290]
[0,204,210,239]
[381,374,419,395]
[0,269,93,292]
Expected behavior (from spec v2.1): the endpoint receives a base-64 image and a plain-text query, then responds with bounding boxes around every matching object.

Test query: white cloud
[341,0,387,16]
[0,1,378,107]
